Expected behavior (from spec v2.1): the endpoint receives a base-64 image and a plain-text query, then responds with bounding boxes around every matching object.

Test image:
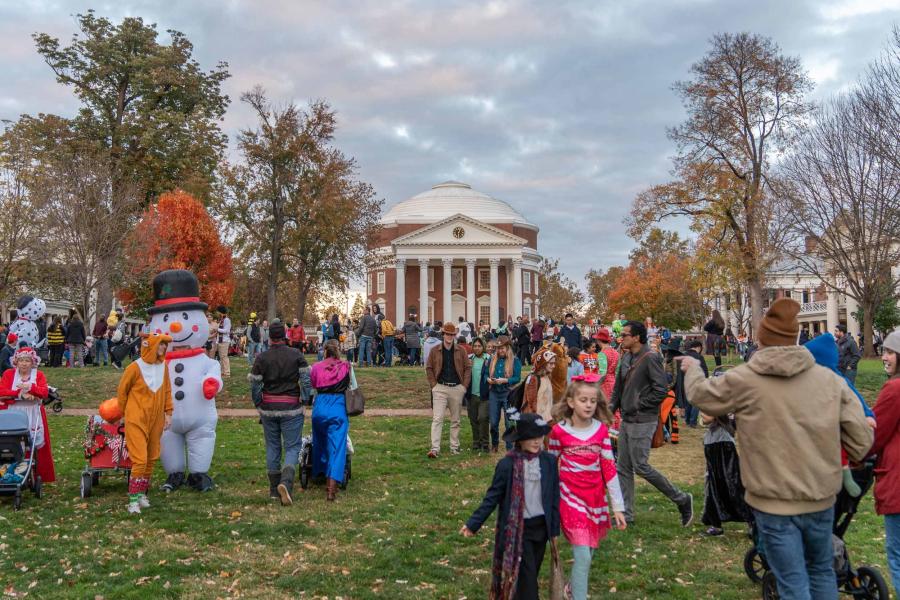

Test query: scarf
[490,450,541,600]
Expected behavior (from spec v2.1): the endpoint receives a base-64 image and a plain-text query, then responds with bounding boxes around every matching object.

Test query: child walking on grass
[549,373,626,600]
[461,412,560,600]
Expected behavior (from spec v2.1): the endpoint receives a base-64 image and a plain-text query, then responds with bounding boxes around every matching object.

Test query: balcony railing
[800,301,827,314]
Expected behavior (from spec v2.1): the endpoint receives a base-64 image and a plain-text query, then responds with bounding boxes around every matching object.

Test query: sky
[2,0,900,293]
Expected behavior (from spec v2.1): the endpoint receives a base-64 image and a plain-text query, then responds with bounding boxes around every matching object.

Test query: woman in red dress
[0,347,56,483]
[593,329,620,429]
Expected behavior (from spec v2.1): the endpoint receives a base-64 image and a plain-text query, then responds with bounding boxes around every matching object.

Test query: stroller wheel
[299,466,309,490]
[340,456,351,490]
[13,491,21,511]
[52,401,63,413]
[33,476,42,499]
[743,547,768,584]
[761,571,779,600]
[855,566,889,599]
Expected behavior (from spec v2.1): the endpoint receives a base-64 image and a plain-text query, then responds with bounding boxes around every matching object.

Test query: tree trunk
[862,301,876,358]
[266,270,277,322]
[94,252,116,323]
[748,277,765,339]
[296,276,309,325]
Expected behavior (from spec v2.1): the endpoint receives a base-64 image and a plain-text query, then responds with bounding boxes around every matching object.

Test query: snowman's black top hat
[147,269,209,315]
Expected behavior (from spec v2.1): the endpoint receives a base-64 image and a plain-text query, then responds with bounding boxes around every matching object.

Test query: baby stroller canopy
[0,412,29,436]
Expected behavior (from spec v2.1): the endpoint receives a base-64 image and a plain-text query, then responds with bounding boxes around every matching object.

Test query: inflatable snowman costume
[147,270,223,492]
[9,295,47,349]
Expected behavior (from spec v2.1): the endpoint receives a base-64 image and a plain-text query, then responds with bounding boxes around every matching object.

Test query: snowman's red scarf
[165,348,206,359]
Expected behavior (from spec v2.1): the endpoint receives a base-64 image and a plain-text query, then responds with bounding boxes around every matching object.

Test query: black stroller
[298,434,352,490]
[0,411,43,510]
[746,460,890,599]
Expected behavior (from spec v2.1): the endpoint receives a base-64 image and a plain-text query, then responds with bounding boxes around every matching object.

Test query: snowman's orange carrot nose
[169,321,183,333]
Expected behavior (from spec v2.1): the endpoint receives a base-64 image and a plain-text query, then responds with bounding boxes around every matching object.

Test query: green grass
[0,413,891,599]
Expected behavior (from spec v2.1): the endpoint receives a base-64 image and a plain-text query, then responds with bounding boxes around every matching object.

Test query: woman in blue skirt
[309,340,351,501]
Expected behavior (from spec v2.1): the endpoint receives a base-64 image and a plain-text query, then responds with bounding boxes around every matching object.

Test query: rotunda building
[366,181,541,327]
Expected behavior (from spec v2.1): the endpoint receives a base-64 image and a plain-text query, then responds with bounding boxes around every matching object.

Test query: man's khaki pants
[217,342,231,377]
[431,383,465,453]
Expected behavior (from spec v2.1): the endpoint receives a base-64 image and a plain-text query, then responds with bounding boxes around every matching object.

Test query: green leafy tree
[853,299,900,337]
[32,11,230,313]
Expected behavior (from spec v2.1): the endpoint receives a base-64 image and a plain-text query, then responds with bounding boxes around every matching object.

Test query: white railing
[799,301,827,314]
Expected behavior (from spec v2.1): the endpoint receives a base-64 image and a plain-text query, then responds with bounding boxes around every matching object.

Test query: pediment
[391,214,526,247]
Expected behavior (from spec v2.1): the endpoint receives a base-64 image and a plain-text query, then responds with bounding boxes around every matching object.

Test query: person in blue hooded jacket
[804,333,876,496]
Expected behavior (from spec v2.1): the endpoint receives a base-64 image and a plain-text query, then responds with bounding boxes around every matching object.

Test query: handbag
[549,537,566,600]
[345,365,365,417]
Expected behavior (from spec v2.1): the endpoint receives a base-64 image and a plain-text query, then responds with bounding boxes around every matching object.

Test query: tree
[631,32,812,333]
[584,267,625,322]
[118,190,234,317]
[320,305,341,322]
[218,88,382,323]
[349,295,365,321]
[32,11,230,314]
[537,258,584,319]
[853,299,900,338]
[781,88,900,357]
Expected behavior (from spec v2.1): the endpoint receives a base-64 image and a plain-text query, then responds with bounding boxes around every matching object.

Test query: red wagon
[80,416,131,498]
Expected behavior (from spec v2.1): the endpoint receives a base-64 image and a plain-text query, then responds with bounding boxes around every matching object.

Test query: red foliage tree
[118,190,234,314]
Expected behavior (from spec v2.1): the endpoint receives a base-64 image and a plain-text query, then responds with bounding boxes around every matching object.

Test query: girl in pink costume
[549,374,626,600]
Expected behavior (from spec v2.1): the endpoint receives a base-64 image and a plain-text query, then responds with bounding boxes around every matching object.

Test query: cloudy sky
[3,0,900,289]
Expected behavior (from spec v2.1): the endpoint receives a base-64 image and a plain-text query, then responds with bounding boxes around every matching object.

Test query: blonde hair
[552,380,613,426]
[489,338,515,379]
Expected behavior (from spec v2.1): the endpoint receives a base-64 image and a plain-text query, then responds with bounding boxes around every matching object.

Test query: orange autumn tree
[118,190,234,316]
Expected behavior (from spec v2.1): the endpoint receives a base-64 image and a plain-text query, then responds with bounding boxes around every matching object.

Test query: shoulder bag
[345,365,365,417]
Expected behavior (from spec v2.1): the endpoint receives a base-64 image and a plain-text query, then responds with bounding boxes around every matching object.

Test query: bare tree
[781,91,900,357]
[631,33,812,333]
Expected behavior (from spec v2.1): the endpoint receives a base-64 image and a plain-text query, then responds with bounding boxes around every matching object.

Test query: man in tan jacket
[678,298,873,600]
[425,322,472,458]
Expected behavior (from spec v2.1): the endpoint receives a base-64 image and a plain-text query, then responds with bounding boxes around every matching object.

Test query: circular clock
[453,226,465,239]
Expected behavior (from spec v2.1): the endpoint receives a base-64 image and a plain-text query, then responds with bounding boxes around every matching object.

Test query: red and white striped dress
[549,419,623,547]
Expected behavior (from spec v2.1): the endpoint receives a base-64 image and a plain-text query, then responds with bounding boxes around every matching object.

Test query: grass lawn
[0,410,892,599]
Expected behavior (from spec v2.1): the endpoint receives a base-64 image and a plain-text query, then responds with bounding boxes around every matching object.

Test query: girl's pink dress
[548,419,623,547]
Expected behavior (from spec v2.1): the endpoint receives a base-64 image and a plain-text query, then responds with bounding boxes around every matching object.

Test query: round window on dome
[453,226,465,239]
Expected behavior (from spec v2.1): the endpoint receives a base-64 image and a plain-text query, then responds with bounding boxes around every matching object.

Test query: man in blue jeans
[356,306,377,367]
[680,299,873,599]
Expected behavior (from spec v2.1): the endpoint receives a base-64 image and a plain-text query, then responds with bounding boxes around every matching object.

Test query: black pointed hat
[147,269,209,315]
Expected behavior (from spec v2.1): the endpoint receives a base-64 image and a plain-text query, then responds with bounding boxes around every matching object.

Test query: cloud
[1,0,899,292]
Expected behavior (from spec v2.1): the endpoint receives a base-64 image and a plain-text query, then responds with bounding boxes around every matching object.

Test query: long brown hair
[489,338,514,378]
[324,339,342,360]
[552,380,613,426]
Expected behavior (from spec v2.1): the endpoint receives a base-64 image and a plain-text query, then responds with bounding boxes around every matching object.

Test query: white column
[465,258,476,324]
[533,267,540,318]
[489,258,500,328]
[512,258,523,318]
[442,257,453,324]
[418,258,429,325]
[826,287,839,333]
[394,258,406,325]
[845,293,860,337]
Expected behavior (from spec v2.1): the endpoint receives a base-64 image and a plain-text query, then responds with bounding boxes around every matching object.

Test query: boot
[277,466,295,506]
[267,472,281,499]
[188,472,215,492]
[160,472,185,493]
[326,477,338,502]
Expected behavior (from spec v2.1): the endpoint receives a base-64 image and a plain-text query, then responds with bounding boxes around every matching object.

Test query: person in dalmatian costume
[9,295,47,349]
[147,270,223,493]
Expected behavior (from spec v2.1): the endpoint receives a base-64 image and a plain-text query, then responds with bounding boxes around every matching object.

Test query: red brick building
[367,181,541,327]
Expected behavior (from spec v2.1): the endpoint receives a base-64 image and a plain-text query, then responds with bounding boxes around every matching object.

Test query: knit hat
[758,298,801,347]
[6,332,17,346]
[269,322,286,340]
[883,330,900,354]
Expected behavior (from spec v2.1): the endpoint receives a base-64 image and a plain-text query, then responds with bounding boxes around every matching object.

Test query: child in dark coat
[461,412,560,600]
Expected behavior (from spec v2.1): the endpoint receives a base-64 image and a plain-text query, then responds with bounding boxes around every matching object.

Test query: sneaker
[679,493,694,527]
[127,501,141,514]
[427,450,439,459]
[138,494,151,509]
[450,449,461,455]
[703,527,724,536]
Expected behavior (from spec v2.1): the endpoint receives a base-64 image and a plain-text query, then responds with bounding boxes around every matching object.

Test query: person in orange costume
[0,347,55,483]
[116,332,172,514]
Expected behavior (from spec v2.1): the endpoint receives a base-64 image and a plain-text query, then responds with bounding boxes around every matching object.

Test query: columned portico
[418,258,429,322]
[511,258,523,319]
[489,258,500,328]
[395,258,406,324]
[826,287,840,332]
[442,257,453,323]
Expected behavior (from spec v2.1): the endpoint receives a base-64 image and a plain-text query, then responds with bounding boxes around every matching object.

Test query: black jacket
[249,323,261,343]
[65,319,86,344]
[465,452,560,543]
[513,323,531,346]
[250,343,311,413]
[610,345,668,423]
[676,349,708,409]
[703,320,724,336]
[837,335,861,371]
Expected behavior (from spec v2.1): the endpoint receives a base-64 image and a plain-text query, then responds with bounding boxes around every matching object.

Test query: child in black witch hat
[461,411,561,600]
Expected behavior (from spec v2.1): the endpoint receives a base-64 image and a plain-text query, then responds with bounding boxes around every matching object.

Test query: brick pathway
[54,407,430,418]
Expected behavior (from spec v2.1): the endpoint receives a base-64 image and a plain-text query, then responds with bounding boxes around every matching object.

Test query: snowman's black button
[174,377,184,386]
[174,363,184,373]
[175,391,185,401]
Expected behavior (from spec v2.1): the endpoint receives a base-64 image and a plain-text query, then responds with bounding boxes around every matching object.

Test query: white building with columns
[366,181,541,327]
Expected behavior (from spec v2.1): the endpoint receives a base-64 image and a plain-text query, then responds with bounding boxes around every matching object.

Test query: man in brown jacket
[426,322,472,458]
[678,298,873,600]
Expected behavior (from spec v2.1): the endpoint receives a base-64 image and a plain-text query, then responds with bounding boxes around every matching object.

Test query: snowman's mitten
[203,377,220,399]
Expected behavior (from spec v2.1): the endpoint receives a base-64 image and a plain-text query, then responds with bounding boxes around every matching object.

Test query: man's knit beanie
[758,298,800,347]
[883,330,900,355]
[269,322,286,340]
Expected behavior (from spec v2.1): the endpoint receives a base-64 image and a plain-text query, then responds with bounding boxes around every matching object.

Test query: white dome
[381,181,536,228]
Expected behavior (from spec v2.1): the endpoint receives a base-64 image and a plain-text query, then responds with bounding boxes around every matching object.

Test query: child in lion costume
[520,341,568,422]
